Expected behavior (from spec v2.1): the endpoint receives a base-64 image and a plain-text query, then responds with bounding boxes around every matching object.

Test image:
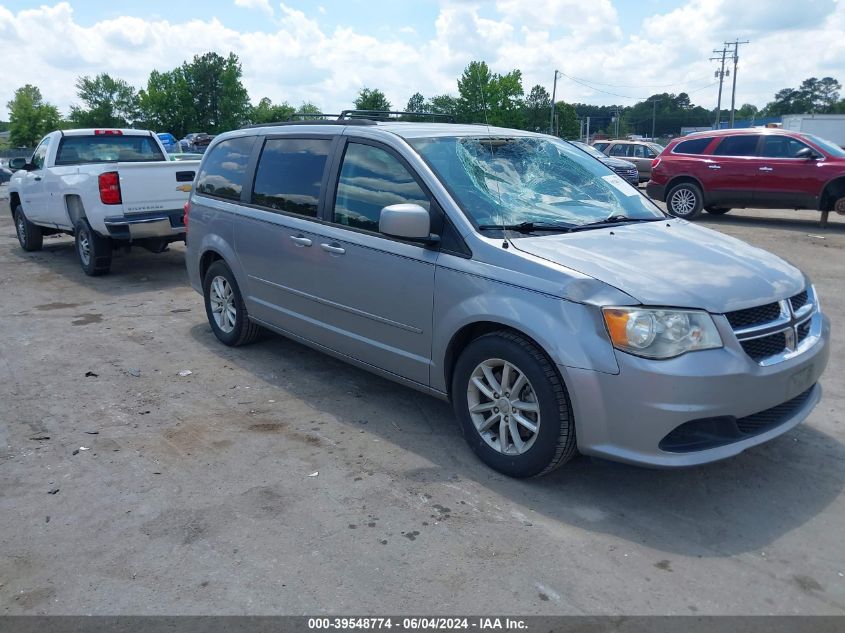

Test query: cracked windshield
[411,136,664,230]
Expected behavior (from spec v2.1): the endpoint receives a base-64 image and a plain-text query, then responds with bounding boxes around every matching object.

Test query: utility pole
[614,109,620,138]
[709,45,730,129]
[727,38,749,128]
[549,70,560,135]
[586,116,591,143]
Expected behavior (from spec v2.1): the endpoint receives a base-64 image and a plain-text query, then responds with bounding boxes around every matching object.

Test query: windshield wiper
[568,215,663,232]
[478,221,575,234]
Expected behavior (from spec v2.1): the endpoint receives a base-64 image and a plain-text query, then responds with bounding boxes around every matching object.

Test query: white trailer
[781,114,845,148]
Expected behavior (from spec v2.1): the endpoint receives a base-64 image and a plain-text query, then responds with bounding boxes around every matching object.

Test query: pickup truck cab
[9,129,199,275]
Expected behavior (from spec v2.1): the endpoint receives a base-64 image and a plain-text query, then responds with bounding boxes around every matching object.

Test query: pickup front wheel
[14,206,43,252]
[75,218,112,276]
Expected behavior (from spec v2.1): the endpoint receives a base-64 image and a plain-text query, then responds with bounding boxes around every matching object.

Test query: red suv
[647,129,845,221]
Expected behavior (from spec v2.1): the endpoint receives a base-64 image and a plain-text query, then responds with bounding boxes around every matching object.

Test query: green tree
[138,68,195,137]
[553,102,580,139]
[354,87,392,112]
[524,84,551,132]
[181,52,251,133]
[406,92,426,113]
[456,61,524,127]
[428,94,459,118]
[250,97,296,124]
[7,85,62,147]
[69,73,140,128]
[762,77,842,116]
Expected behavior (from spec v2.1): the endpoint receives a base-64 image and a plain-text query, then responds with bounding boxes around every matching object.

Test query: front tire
[666,182,704,219]
[451,331,577,478]
[75,218,112,276]
[203,260,263,346]
[14,206,43,252]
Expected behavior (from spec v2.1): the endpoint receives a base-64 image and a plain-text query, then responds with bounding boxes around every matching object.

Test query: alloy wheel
[209,275,237,333]
[670,188,697,216]
[466,358,541,455]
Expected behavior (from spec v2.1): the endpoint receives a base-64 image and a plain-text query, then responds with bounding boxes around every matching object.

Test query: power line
[559,71,718,101]
[555,73,713,90]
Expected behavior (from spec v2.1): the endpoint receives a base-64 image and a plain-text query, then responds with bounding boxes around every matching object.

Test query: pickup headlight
[602,307,722,359]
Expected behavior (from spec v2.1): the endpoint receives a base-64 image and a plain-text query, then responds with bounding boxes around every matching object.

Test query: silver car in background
[184,121,829,477]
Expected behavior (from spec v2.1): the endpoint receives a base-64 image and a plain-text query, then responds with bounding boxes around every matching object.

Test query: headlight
[602,307,722,359]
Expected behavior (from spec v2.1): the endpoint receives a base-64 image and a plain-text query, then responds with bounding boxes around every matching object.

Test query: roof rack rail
[339,109,457,123]
[240,116,376,129]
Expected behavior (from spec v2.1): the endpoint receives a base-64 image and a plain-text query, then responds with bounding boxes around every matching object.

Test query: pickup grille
[725,288,816,365]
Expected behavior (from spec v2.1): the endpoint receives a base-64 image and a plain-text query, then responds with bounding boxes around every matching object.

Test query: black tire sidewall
[75,218,103,275]
[452,334,571,478]
[203,261,248,346]
[666,182,703,219]
[14,207,27,248]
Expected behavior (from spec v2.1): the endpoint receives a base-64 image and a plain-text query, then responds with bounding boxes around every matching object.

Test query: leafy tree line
[5,51,844,148]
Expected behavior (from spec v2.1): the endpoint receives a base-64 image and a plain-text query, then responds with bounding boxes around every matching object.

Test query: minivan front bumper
[563,312,830,467]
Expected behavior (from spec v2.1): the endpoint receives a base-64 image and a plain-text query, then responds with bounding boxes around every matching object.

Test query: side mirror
[379,203,437,243]
[795,147,820,160]
[9,157,27,171]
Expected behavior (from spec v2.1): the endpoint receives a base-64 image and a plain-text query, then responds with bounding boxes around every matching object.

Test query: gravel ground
[1,200,844,615]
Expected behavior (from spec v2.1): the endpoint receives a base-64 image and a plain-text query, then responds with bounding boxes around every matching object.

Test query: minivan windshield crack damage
[410,135,664,234]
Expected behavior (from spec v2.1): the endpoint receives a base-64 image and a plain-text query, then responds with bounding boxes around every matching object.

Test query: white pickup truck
[8,128,199,275]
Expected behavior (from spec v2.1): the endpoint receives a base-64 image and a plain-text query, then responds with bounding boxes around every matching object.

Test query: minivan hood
[512,220,805,313]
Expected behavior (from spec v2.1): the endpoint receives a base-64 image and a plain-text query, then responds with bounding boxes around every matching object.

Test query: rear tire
[14,205,43,252]
[75,218,112,276]
[203,260,263,346]
[451,331,577,478]
[705,206,731,215]
[666,182,704,219]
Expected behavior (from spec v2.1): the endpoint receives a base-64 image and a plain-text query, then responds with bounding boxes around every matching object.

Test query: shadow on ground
[189,322,845,559]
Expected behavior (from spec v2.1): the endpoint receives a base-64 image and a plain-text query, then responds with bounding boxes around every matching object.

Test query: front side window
[55,135,165,165]
[195,136,254,201]
[804,134,845,158]
[631,144,647,158]
[31,138,49,169]
[252,138,332,217]
[759,135,812,158]
[410,135,664,230]
[713,135,760,157]
[333,143,430,233]
[674,137,713,155]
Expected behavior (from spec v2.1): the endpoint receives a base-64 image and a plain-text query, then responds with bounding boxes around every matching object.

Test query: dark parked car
[571,141,639,186]
[190,133,214,152]
[647,128,845,221]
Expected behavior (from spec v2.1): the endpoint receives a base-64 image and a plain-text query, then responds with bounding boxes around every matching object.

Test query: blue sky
[1,1,842,117]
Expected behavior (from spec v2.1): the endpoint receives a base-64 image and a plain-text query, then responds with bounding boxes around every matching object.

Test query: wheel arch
[443,321,558,401]
[64,194,86,228]
[9,192,21,218]
[199,248,225,282]
[665,175,705,198]
[820,176,845,211]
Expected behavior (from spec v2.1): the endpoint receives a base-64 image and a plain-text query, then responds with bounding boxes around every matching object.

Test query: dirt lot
[1,200,844,615]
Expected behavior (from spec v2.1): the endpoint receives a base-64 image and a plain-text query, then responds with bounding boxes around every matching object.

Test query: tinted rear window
[673,137,713,155]
[713,135,760,156]
[251,138,332,217]
[195,137,255,201]
[55,135,165,165]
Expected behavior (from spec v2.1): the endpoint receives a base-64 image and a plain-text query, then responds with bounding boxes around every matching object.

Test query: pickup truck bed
[8,128,199,275]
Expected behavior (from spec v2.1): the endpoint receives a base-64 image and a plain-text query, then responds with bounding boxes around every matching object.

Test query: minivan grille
[741,333,787,362]
[726,289,815,364]
[725,302,781,329]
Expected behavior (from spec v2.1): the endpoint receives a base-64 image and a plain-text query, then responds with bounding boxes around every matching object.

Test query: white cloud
[234,0,273,16]
[0,0,843,125]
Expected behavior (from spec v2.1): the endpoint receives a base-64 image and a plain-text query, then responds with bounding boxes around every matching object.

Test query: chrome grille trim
[726,286,820,366]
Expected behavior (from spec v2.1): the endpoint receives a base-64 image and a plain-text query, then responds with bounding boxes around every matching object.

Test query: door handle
[758,166,773,172]
[289,235,312,247]
[320,242,345,255]
[708,165,721,170]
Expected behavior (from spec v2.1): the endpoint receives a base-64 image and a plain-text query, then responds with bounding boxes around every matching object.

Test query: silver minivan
[184,121,830,477]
